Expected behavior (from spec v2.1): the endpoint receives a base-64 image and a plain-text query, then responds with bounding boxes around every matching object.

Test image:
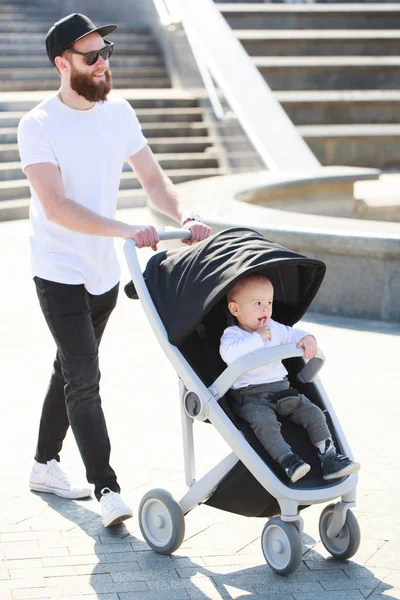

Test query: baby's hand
[256,324,272,341]
[297,335,317,360]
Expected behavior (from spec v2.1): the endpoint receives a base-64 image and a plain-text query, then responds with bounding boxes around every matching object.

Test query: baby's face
[229,279,274,333]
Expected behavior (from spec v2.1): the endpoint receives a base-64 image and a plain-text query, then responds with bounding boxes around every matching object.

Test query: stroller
[124,227,360,576]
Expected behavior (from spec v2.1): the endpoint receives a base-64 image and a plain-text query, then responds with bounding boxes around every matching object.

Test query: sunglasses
[64,41,114,66]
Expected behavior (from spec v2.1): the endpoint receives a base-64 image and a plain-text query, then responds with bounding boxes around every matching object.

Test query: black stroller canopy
[132,227,326,346]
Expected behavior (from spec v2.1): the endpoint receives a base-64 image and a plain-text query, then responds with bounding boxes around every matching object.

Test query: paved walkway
[1,208,399,600]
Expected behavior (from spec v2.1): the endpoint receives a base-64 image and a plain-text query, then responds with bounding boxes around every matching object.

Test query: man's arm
[127,145,211,244]
[24,162,159,248]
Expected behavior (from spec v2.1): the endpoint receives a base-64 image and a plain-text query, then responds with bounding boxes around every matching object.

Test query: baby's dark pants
[230,379,331,462]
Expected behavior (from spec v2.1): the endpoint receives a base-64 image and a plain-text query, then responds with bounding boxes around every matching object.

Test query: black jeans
[34,276,120,501]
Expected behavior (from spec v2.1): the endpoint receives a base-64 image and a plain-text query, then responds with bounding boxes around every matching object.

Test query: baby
[219,273,360,483]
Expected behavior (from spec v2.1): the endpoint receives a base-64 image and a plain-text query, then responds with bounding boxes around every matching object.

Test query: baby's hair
[227,273,273,304]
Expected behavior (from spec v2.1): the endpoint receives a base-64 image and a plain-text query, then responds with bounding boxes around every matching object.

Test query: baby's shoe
[281,452,311,483]
[318,439,360,480]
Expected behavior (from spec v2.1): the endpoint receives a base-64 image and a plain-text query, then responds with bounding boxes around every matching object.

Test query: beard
[70,66,112,102]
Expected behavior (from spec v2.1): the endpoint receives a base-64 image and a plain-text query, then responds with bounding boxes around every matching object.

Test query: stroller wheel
[261,518,302,576]
[138,488,185,555]
[319,503,360,560]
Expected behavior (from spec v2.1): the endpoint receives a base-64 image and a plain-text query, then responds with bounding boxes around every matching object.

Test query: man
[17,13,211,528]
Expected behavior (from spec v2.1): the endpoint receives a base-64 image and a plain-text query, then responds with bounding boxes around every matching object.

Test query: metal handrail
[151,0,321,171]
[152,0,231,121]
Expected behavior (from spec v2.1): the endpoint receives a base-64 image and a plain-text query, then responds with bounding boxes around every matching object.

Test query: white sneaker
[29,459,92,499]
[100,487,133,527]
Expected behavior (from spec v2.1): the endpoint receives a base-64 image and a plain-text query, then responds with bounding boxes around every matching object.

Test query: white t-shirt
[219,319,310,389]
[17,94,147,295]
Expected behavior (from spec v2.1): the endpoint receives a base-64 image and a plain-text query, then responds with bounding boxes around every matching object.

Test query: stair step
[237,28,400,56]
[0,138,214,162]
[299,124,400,169]
[0,107,205,127]
[0,122,208,145]
[0,92,200,112]
[276,90,400,125]
[0,154,220,180]
[0,55,165,68]
[0,43,160,56]
[219,3,400,30]
[0,168,224,201]
[0,188,148,222]
[0,78,171,92]
[143,122,209,137]
[253,56,400,90]
[134,107,204,123]
[0,65,168,81]
[0,22,153,33]
[0,31,154,45]
[299,123,400,138]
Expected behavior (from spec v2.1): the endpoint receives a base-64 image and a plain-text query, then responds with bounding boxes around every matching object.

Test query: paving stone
[104,553,141,564]
[252,577,324,594]
[189,579,258,599]
[185,579,227,600]
[293,591,366,600]
[202,554,259,567]
[41,555,107,567]
[177,567,218,579]
[44,573,113,588]
[110,569,181,583]
[8,567,74,580]
[127,540,151,552]
[67,542,133,556]
[279,568,350,586]
[367,589,400,599]
[366,542,400,570]
[320,577,382,593]
[345,566,391,581]
[1,545,68,561]
[133,553,177,570]
[118,591,189,600]
[0,527,34,536]
[304,555,356,571]
[0,562,42,572]
[73,561,141,576]
[12,587,81,599]
[98,534,137,545]
[380,572,400,588]
[146,578,212,591]
[0,576,45,590]
[73,581,149,595]
[56,596,118,600]
[0,534,62,544]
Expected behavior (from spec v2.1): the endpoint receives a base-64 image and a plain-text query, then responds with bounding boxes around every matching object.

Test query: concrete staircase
[1,1,224,221]
[217,2,400,169]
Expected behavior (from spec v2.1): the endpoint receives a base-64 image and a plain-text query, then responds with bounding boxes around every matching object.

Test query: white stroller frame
[124,230,360,575]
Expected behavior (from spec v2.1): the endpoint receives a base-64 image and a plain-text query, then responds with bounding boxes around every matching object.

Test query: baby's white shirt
[219,319,310,389]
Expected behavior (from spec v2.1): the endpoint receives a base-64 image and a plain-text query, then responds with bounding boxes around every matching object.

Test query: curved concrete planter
[150,167,400,323]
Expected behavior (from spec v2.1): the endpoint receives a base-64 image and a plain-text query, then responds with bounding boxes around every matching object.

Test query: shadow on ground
[33,492,396,599]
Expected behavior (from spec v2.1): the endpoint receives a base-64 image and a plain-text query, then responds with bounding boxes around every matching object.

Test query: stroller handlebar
[158,228,192,241]
[210,344,326,400]
[125,229,192,248]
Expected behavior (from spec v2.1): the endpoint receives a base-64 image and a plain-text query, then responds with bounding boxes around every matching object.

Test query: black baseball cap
[46,13,117,65]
